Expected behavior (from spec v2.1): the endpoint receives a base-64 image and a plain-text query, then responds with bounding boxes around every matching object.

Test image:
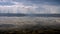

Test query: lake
[0,17,60,26]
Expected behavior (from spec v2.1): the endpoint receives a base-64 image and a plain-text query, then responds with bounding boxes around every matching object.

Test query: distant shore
[0,13,60,17]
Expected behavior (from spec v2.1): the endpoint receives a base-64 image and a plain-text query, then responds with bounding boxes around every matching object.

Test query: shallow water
[0,17,60,25]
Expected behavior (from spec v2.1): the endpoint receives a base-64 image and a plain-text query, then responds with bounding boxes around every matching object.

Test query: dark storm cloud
[0,0,60,6]
[13,0,60,6]
[27,0,60,6]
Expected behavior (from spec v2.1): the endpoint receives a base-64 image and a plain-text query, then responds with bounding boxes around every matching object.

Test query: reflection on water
[0,17,60,25]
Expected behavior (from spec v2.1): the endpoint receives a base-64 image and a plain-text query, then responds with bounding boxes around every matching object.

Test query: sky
[0,0,60,14]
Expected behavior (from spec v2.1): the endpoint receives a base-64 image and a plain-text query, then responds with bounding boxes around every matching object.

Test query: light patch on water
[0,17,60,26]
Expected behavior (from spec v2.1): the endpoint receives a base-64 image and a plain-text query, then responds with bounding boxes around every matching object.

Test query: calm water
[0,17,60,26]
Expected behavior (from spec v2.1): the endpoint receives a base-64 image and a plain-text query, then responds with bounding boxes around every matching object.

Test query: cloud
[27,0,60,6]
[0,3,38,14]
[39,5,60,14]
[12,0,60,6]
[0,0,14,6]
[0,4,60,14]
[0,0,60,14]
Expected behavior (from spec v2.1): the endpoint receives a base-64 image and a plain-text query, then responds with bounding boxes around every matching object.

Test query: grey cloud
[0,0,60,14]
[0,0,60,6]
[0,2,15,6]
[29,0,60,6]
[13,0,60,6]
